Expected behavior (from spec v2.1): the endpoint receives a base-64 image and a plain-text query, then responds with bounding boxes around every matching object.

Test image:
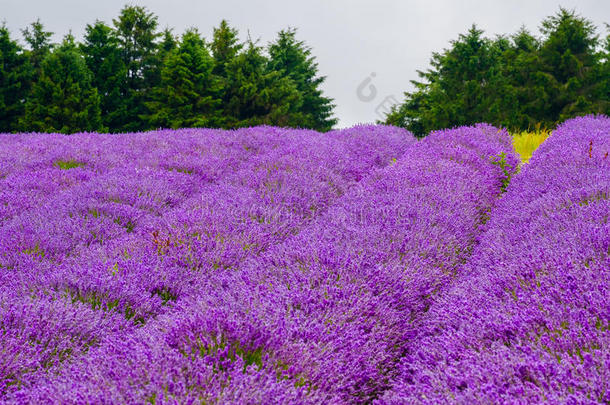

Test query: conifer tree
[386,25,501,135]
[145,28,221,128]
[21,19,53,73]
[268,28,336,131]
[497,28,546,129]
[211,20,242,78]
[159,28,178,54]
[223,40,301,128]
[145,27,178,100]
[81,20,127,131]
[591,26,610,114]
[22,35,102,133]
[538,8,607,121]
[209,19,243,127]
[113,5,160,131]
[0,25,32,132]
[385,8,609,135]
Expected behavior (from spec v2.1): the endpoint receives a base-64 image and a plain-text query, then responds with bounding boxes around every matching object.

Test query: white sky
[1,0,609,127]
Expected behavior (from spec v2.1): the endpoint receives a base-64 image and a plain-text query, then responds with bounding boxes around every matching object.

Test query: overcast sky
[2,0,608,127]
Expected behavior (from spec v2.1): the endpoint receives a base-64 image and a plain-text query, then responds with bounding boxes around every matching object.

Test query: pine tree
[386,25,502,135]
[591,26,610,115]
[159,28,178,55]
[20,19,54,126]
[223,40,301,128]
[145,27,178,101]
[22,35,102,133]
[21,19,53,73]
[211,20,243,77]
[538,8,607,121]
[145,28,221,128]
[497,28,546,130]
[113,5,160,131]
[81,20,127,131]
[268,28,336,131]
[209,19,243,127]
[385,8,608,135]
[0,25,32,132]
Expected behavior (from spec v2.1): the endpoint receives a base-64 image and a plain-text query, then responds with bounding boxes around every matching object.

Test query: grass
[54,159,85,170]
[512,130,551,163]
[490,152,512,192]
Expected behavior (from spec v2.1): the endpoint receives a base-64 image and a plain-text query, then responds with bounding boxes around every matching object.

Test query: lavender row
[0,128,240,223]
[379,116,610,403]
[208,124,519,402]
[0,125,415,399]
[1,125,400,224]
[0,125,411,299]
[12,124,519,403]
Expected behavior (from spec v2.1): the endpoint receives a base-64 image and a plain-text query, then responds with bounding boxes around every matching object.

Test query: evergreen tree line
[385,9,610,136]
[0,5,336,134]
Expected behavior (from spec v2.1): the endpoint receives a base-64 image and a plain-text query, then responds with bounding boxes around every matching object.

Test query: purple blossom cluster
[0,125,414,401]
[1,122,519,404]
[379,116,610,404]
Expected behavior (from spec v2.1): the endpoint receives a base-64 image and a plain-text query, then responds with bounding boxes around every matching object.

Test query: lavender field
[0,116,608,404]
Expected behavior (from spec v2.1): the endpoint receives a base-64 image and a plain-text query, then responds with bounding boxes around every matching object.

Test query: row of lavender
[211,125,518,403]
[8,124,519,403]
[0,125,415,398]
[203,124,519,403]
[380,116,610,403]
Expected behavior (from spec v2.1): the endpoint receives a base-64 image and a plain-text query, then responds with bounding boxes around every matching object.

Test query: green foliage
[144,28,221,128]
[113,5,160,131]
[1,9,336,133]
[208,21,314,129]
[21,19,53,72]
[386,8,609,136]
[189,335,263,373]
[151,286,177,305]
[23,242,45,259]
[538,9,607,122]
[54,159,85,169]
[490,152,512,192]
[159,28,178,55]
[81,20,128,131]
[66,288,145,324]
[221,39,302,128]
[0,25,32,132]
[113,216,135,233]
[146,28,178,94]
[21,35,102,134]
[268,28,337,131]
[210,19,243,78]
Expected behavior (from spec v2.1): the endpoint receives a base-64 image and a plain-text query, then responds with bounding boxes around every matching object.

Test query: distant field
[512,129,551,162]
